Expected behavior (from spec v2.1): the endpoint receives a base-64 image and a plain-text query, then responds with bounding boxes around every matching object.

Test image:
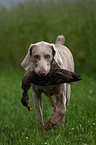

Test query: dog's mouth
[38,73,47,77]
[33,71,47,77]
[33,70,50,78]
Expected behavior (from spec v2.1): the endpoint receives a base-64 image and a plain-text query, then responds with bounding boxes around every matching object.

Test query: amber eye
[44,54,50,59]
[34,55,40,60]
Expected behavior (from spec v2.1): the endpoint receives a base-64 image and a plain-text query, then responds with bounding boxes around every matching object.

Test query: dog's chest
[32,84,57,96]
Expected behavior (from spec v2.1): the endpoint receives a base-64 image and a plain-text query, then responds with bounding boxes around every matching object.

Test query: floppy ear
[50,44,63,67]
[21,44,33,70]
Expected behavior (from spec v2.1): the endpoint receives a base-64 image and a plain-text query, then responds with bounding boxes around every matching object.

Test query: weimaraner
[21,35,74,131]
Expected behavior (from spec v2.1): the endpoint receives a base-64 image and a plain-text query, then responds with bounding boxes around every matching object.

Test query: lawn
[0,67,96,145]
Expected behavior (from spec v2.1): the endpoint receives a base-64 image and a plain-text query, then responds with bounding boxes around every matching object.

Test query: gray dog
[21,35,74,131]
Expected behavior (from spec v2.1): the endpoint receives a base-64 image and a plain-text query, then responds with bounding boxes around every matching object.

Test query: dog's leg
[56,84,66,128]
[49,95,58,114]
[44,103,66,131]
[33,91,44,132]
[44,86,66,130]
[66,84,71,105]
[56,92,66,128]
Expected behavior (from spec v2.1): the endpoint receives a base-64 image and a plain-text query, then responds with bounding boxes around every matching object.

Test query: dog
[21,35,74,130]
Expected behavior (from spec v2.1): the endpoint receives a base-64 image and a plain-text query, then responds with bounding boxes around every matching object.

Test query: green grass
[0,0,96,73]
[0,67,96,145]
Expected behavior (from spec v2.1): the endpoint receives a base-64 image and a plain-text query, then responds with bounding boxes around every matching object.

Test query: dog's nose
[39,71,46,76]
[39,68,46,76]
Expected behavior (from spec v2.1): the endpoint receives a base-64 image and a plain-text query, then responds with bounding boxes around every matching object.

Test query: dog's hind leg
[66,84,71,105]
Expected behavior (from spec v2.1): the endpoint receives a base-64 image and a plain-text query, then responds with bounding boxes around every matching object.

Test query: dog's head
[21,41,59,76]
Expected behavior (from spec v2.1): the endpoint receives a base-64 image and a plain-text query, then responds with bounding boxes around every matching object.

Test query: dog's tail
[55,35,65,45]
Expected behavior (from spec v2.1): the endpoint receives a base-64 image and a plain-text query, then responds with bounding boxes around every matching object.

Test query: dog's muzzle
[39,67,47,76]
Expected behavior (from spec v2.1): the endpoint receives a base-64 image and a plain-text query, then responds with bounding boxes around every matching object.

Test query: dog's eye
[44,54,50,59]
[34,55,40,60]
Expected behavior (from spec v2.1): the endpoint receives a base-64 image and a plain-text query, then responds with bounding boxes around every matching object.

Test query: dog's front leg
[48,95,58,114]
[56,93,66,128]
[33,90,44,132]
[44,85,66,130]
[44,104,66,130]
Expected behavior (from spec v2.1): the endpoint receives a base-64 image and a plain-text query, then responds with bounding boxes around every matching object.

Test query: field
[0,68,96,145]
[0,0,96,144]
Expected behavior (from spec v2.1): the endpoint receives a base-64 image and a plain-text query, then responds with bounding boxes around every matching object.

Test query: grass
[0,67,96,145]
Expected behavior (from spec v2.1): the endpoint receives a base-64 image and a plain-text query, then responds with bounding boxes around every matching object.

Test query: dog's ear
[49,44,56,58]
[50,44,63,68]
[29,44,36,56]
[21,44,33,70]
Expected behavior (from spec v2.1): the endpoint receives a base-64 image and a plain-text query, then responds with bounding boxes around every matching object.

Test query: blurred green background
[0,0,96,73]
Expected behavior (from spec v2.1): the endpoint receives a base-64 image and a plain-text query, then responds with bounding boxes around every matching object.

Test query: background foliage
[0,0,96,73]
